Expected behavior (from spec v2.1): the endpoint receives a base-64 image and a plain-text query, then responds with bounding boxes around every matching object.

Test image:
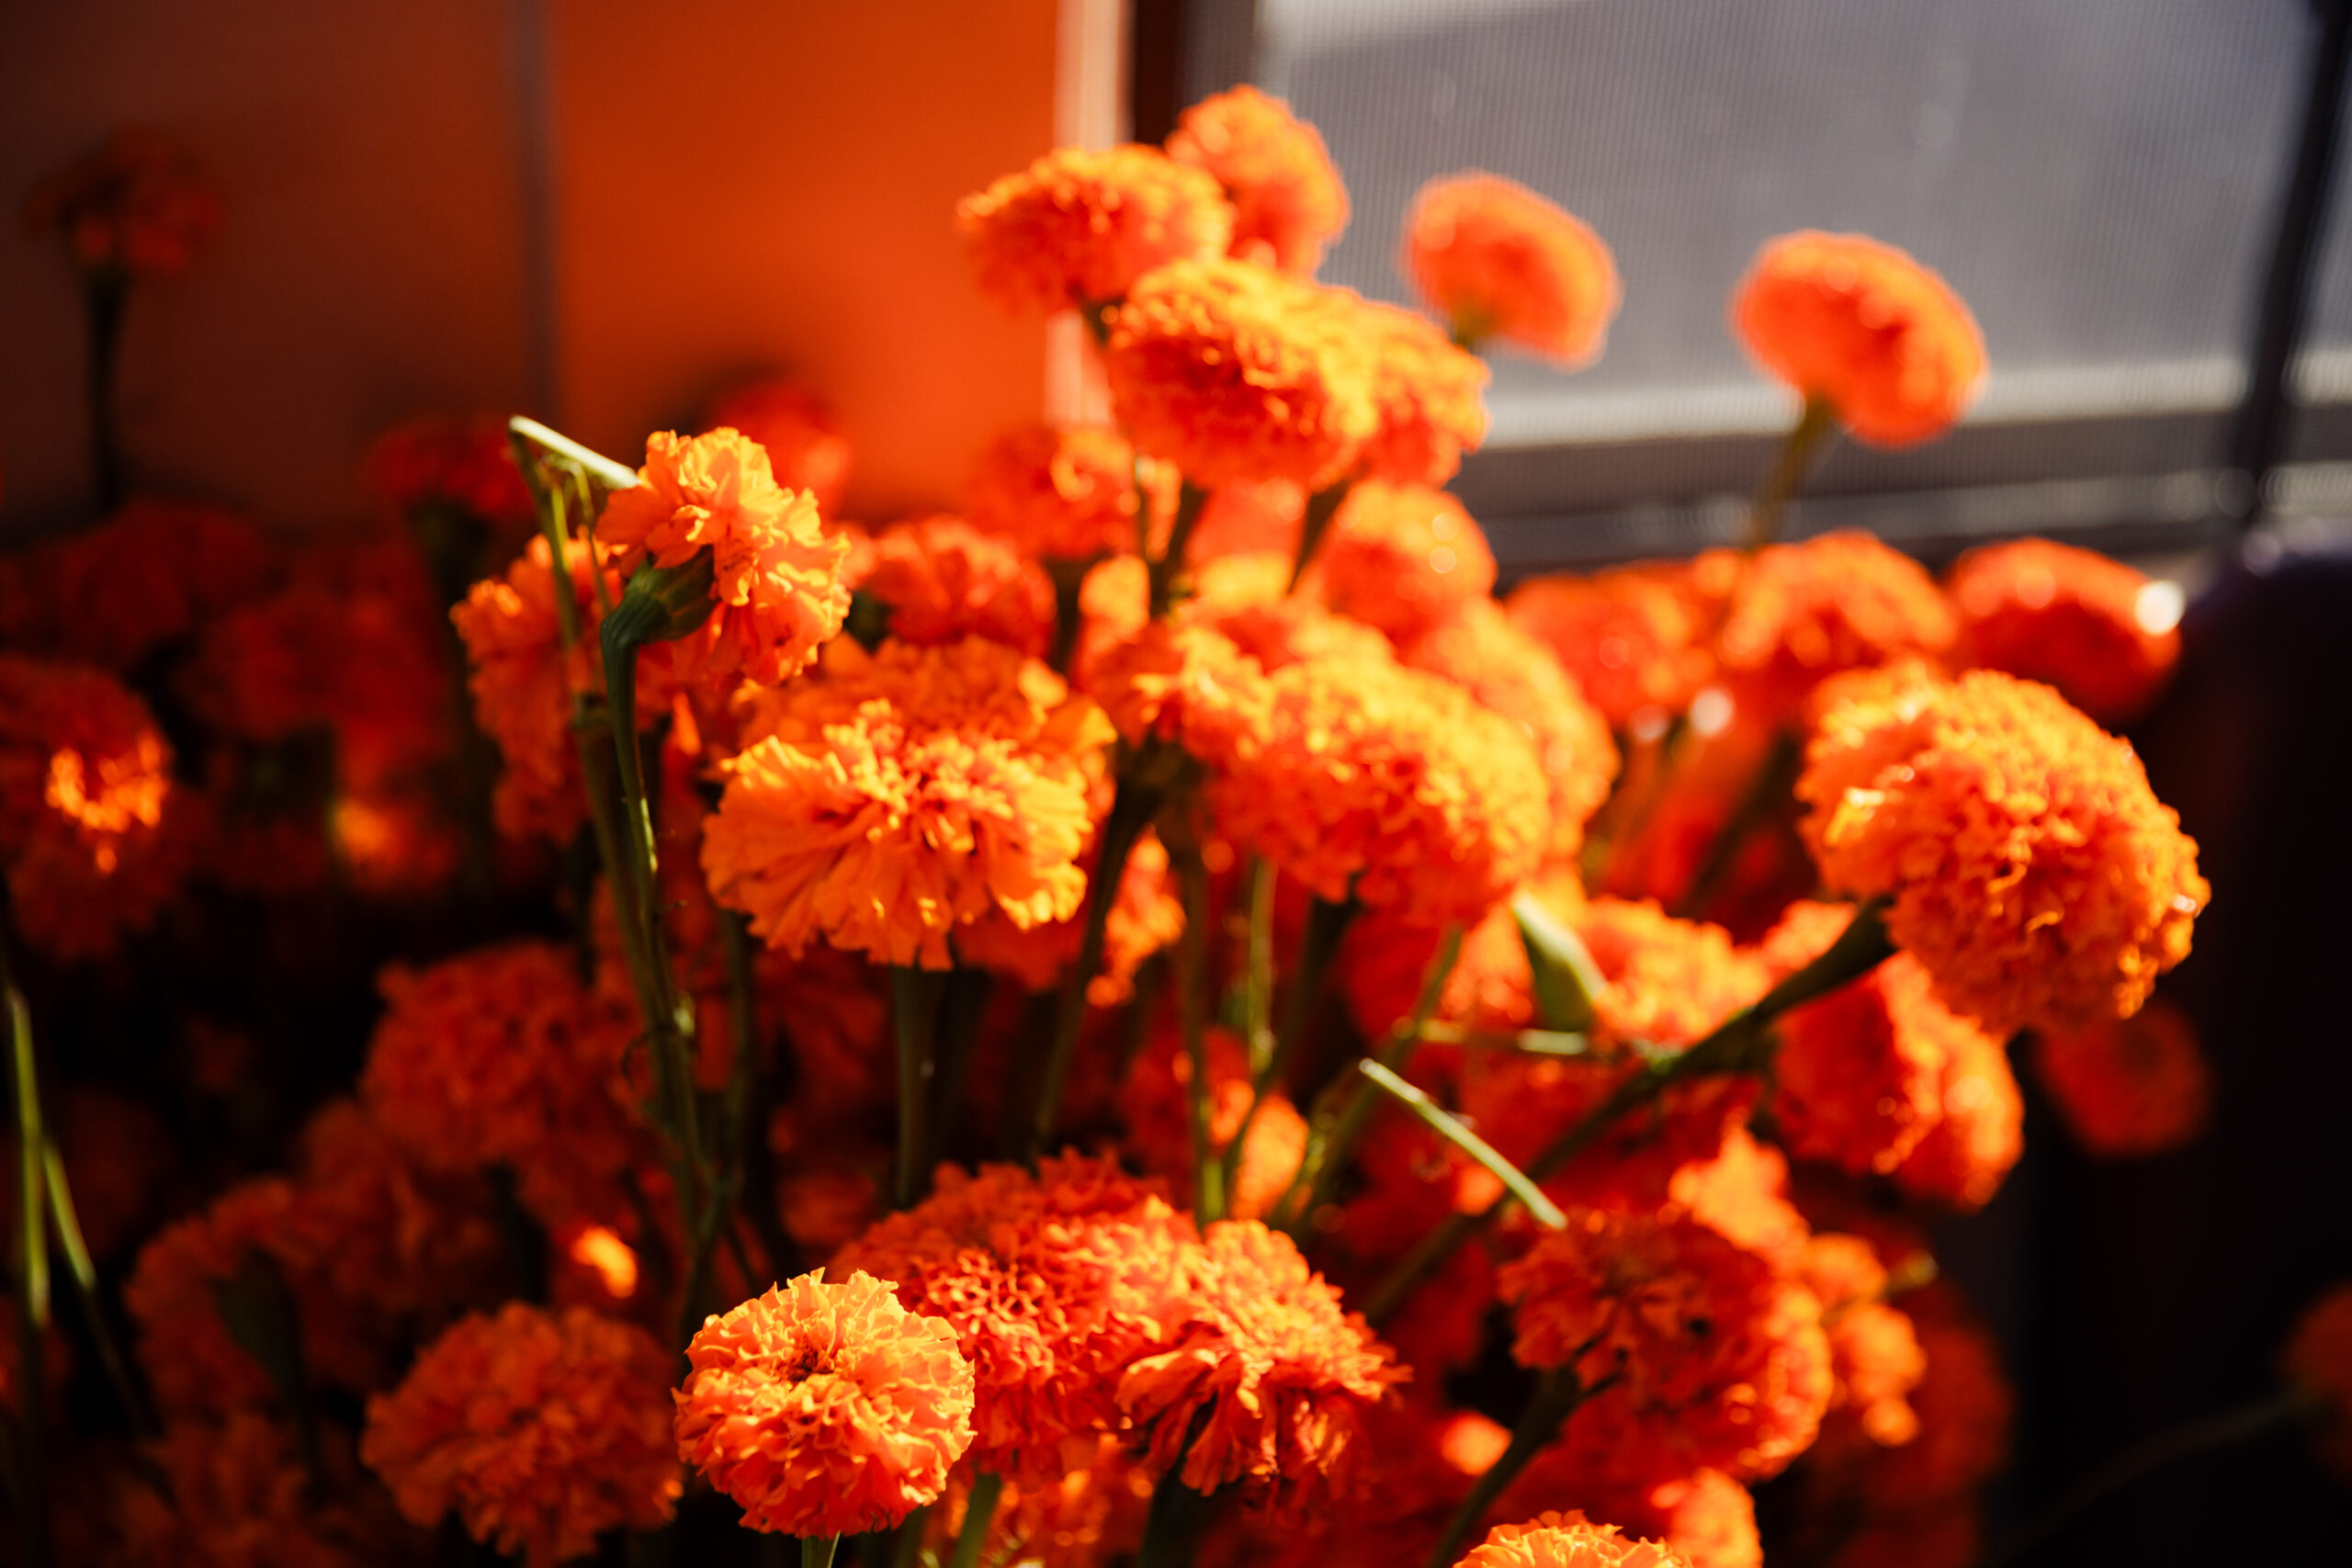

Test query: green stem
[1285,476,1354,592]
[1172,842,1224,1222]
[1422,1368,1588,1568]
[1030,779,1156,1158]
[1045,557,1093,674]
[1241,859,1277,1075]
[1220,895,1355,1202]
[41,1139,152,1438]
[6,958,48,1568]
[1357,1060,1566,1229]
[511,415,643,491]
[1744,391,1838,550]
[1134,1476,1217,1568]
[891,967,947,1210]
[1147,482,1209,616]
[1364,900,1891,1325]
[800,1534,840,1568]
[948,1472,1005,1568]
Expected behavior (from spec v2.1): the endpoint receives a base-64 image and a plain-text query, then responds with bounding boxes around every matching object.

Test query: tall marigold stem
[1172,840,1225,1222]
[1744,390,1838,550]
[948,1472,1005,1568]
[5,920,51,1568]
[1147,482,1209,617]
[1286,475,1354,592]
[1670,728,1803,921]
[1422,1366,1589,1568]
[1220,895,1355,1202]
[40,1138,150,1438]
[1030,777,1157,1157]
[891,966,948,1210]
[800,1534,840,1568]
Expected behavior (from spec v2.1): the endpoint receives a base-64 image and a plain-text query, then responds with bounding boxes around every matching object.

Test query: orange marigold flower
[456,531,606,840]
[1167,85,1348,276]
[291,1098,505,1330]
[967,423,1176,562]
[1102,257,1376,491]
[2283,1283,2352,1477]
[1500,1456,1758,1568]
[2030,996,2211,1158]
[1946,537,2182,726]
[1499,1205,1832,1483]
[1802,1234,1926,1449]
[0,497,273,671]
[1733,231,1984,447]
[1506,558,1735,731]
[117,1409,390,1568]
[1797,668,2206,1035]
[1189,478,1307,564]
[675,1269,977,1536]
[1668,1124,1811,1276]
[1713,532,1956,723]
[595,427,852,685]
[704,636,1113,969]
[126,1178,306,1416]
[1118,1022,1311,1223]
[1118,1219,1399,1515]
[1457,1511,1690,1568]
[1339,882,1550,1050]
[1401,600,1620,861]
[364,415,536,530]
[958,145,1235,312]
[1886,1023,2023,1213]
[1309,480,1497,641]
[1191,549,1395,671]
[1406,173,1620,364]
[1208,653,1550,926]
[1574,897,1769,1049]
[360,941,646,1228]
[954,827,1183,1004]
[1333,293,1491,486]
[1817,1283,2010,1508]
[834,1154,1195,1478]
[850,514,1055,657]
[362,1303,679,1566]
[23,126,222,276]
[705,376,854,515]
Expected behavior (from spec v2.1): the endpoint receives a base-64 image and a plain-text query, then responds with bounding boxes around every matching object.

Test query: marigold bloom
[2284,1283,2352,1476]
[126,1178,306,1415]
[1191,549,1394,672]
[1209,652,1549,926]
[1802,1234,1926,1449]
[675,1269,977,1536]
[1820,1284,2011,1508]
[1167,85,1348,276]
[292,1099,505,1331]
[1506,558,1734,730]
[1798,668,2206,1034]
[1190,478,1307,563]
[1102,257,1376,490]
[362,1303,679,1566]
[1734,231,1984,447]
[1946,537,2181,725]
[1310,480,1497,641]
[1337,294,1492,486]
[959,145,1235,312]
[456,532,608,840]
[953,827,1183,1004]
[1119,1219,1399,1515]
[364,415,536,530]
[1713,532,1956,722]
[360,941,646,1227]
[706,376,854,514]
[1407,173,1620,363]
[1457,1511,1690,1568]
[1500,1205,1832,1483]
[0,497,273,671]
[1668,1124,1811,1275]
[1086,620,1276,769]
[2030,996,2211,1158]
[834,1155,1195,1478]
[595,427,851,685]
[1500,1457,1757,1568]
[1401,600,1620,861]
[23,126,222,275]
[851,514,1055,657]
[1888,1024,2024,1213]
[1118,1023,1310,1222]
[117,1410,389,1568]
[704,636,1113,968]
[967,423,1176,562]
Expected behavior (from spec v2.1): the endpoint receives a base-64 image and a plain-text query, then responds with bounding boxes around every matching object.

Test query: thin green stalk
[891,967,948,1210]
[949,1472,1005,1568]
[1744,391,1838,549]
[1220,896,1355,1202]
[1031,779,1156,1157]
[41,1139,152,1438]
[889,1506,929,1568]
[512,414,643,490]
[1422,1368,1589,1568]
[1285,476,1354,592]
[7,967,49,1568]
[1147,482,1209,617]
[929,969,994,1168]
[1365,900,1892,1325]
[1358,1060,1566,1228]
[1135,1476,1217,1568]
[1241,859,1277,1075]
[801,1534,840,1568]
[1173,842,1224,1222]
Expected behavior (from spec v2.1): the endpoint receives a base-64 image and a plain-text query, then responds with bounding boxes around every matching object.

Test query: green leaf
[1514,890,1604,1033]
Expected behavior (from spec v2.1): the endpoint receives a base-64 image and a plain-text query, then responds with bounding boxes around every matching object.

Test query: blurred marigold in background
[1118,1218,1398,1516]
[0,497,272,671]
[1119,1022,1311,1223]
[1713,532,1956,723]
[361,1303,680,1566]
[22,125,222,275]
[2030,996,2212,1158]
[1456,1510,1690,1568]
[1887,1022,2023,1213]
[1506,558,1733,731]
[1167,85,1349,276]
[1733,231,1984,447]
[595,427,851,685]
[954,826,1183,1004]
[958,145,1234,313]
[703,636,1112,968]
[117,1408,390,1568]
[2283,1283,2352,1477]
[1798,667,2206,1035]
[1329,291,1492,487]
[1801,1234,1926,1449]
[848,514,1055,657]
[704,376,854,515]
[1945,536,2183,725]
[835,1154,1195,1478]
[1312,479,1497,642]
[363,415,536,532]
[1188,477,1306,563]
[1406,172,1620,364]
[967,423,1175,562]
[674,1269,977,1536]
[1102,256,1376,490]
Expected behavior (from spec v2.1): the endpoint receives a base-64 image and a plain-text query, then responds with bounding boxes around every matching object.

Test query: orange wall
[546,0,1059,522]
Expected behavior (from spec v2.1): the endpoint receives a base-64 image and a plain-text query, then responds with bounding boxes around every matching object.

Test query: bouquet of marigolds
[6,94,2348,1568]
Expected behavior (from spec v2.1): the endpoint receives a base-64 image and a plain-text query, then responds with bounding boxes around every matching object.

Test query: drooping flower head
[1797,668,2206,1035]
[2030,995,2211,1158]
[1167,85,1349,276]
[850,515,1056,657]
[1945,537,2182,725]
[23,126,222,276]
[1310,480,1497,642]
[705,376,854,514]
[1733,231,1984,447]
[1406,172,1620,363]
[1118,1219,1399,1516]
[1455,1511,1690,1568]
[967,423,1176,562]
[674,1269,977,1537]
[958,145,1235,313]
[1102,256,1376,490]
[595,427,852,685]
[361,1303,680,1566]
[833,1155,1195,1478]
[1506,558,1736,731]
[703,636,1114,969]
